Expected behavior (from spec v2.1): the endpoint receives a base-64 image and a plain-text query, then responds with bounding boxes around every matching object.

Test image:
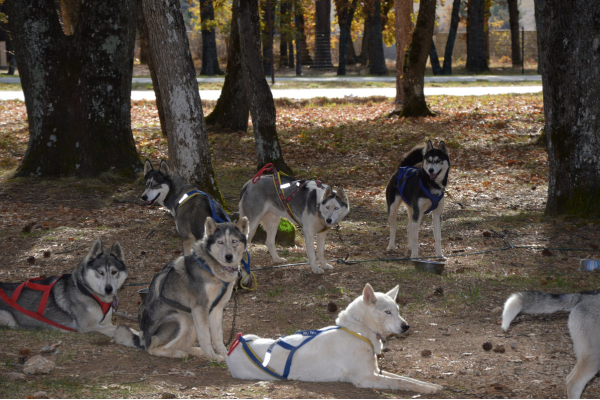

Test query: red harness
[0,275,112,332]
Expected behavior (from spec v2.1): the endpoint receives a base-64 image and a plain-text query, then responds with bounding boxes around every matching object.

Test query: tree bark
[507,0,522,67]
[279,0,289,67]
[296,11,313,66]
[484,0,491,63]
[394,0,412,104]
[466,0,488,72]
[441,0,460,75]
[313,0,333,68]
[368,0,388,75]
[141,0,228,207]
[288,40,295,68]
[237,0,292,175]
[393,0,436,117]
[335,0,358,75]
[204,0,249,132]
[58,0,80,36]
[261,0,275,75]
[347,35,358,65]
[429,40,442,75]
[359,17,370,65]
[5,0,141,178]
[200,0,224,76]
[535,0,600,217]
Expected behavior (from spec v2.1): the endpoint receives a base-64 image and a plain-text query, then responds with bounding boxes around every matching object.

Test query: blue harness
[396,167,444,214]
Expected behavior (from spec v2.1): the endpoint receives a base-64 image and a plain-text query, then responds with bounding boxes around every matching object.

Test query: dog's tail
[113,325,145,350]
[399,145,425,167]
[501,291,580,331]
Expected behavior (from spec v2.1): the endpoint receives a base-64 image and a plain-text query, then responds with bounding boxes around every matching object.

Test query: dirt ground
[1,94,600,399]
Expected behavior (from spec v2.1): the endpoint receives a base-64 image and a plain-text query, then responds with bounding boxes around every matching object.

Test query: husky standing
[115,217,249,361]
[239,174,349,274]
[502,290,600,399]
[0,239,127,337]
[227,283,443,394]
[386,141,450,258]
[141,160,229,256]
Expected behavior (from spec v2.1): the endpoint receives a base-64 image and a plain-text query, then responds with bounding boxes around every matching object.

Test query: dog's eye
[98,270,104,276]
[326,206,330,209]
[217,240,223,245]
[334,207,339,210]
[111,270,117,275]
[232,239,238,244]
[385,310,392,315]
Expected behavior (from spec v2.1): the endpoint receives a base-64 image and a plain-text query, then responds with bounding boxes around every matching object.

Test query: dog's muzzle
[143,193,160,205]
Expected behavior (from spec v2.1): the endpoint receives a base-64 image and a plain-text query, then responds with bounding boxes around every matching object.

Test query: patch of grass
[268,287,284,297]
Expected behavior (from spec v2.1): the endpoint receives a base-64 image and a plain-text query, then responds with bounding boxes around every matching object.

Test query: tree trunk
[368,0,388,75]
[5,0,141,178]
[429,40,442,75]
[295,11,302,75]
[335,0,358,75]
[205,0,249,132]
[507,0,522,68]
[535,0,600,217]
[466,0,488,72]
[347,35,358,65]
[297,11,313,66]
[237,0,292,175]
[288,40,295,68]
[484,0,491,63]
[279,0,290,67]
[393,0,436,117]
[313,0,333,68]
[141,0,228,207]
[261,0,275,75]
[394,0,412,104]
[360,17,370,64]
[200,0,224,76]
[441,0,460,75]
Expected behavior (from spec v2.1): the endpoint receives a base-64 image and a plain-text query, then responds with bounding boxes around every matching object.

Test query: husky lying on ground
[386,141,450,258]
[115,217,248,361]
[239,174,349,274]
[141,160,230,255]
[502,290,600,399]
[227,283,443,394]
[0,239,126,337]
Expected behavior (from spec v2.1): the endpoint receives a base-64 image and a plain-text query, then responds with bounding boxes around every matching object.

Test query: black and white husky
[0,239,127,337]
[239,175,349,274]
[502,291,600,399]
[385,141,450,258]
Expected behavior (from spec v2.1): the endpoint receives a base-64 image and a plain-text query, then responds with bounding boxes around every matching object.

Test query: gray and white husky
[386,141,450,258]
[502,290,600,399]
[239,175,349,274]
[115,217,249,361]
[141,160,229,255]
[227,283,443,394]
[0,239,127,337]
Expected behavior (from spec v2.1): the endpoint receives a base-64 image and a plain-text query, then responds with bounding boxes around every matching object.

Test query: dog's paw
[423,383,444,394]
[310,265,325,274]
[273,256,287,264]
[386,245,395,251]
[212,354,226,363]
[319,262,333,270]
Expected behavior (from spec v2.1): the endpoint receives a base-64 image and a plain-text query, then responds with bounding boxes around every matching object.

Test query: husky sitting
[227,283,442,394]
[239,174,349,274]
[386,141,450,258]
[141,160,229,256]
[0,239,127,337]
[502,291,600,399]
[115,217,249,361]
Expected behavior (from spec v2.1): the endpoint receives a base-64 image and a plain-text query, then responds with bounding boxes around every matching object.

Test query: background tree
[441,0,461,75]
[5,0,141,177]
[466,0,488,72]
[335,0,358,75]
[367,0,388,75]
[261,0,275,75]
[141,0,228,206]
[237,0,292,174]
[296,7,313,66]
[313,0,333,68]
[507,0,522,68]
[535,0,600,216]
[393,0,413,104]
[429,40,442,75]
[200,0,224,75]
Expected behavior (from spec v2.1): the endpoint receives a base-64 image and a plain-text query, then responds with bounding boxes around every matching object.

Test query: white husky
[227,283,443,393]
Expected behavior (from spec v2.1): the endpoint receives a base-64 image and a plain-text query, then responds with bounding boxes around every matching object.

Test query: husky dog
[502,291,600,399]
[386,141,450,258]
[141,160,229,256]
[227,283,443,393]
[239,175,349,274]
[115,217,249,361]
[0,239,127,337]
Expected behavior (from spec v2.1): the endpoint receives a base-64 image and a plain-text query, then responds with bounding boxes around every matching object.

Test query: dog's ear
[425,140,434,153]
[237,217,250,237]
[386,285,399,300]
[110,242,125,263]
[438,141,448,155]
[335,186,348,205]
[363,283,377,305]
[88,238,104,260]
[322,186,333,201]
[144,159,154,176]
[205,217,217,237]
[159,160,172,178]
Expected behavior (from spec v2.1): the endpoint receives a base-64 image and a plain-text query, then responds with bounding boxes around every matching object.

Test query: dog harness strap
[418,180,444,214]
[75,280,113,316]
[191,255,227,313]
[272,170,304,228]
[158,267,193,313]
[174,190,231,223]
[396,166,444,214]
[238,335,286,379]
[339,327,374,353]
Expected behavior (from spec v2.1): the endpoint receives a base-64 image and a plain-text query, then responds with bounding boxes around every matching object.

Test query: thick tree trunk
[484,0,491,63]
[279,0,290,67]
[466,0,488,72]
[394,0,412,104]
[335,0,358,75]
[507,0,522,68]
[535,0,600,217]
[430,40,442,75]
[5,0,141,177]
[347,36,358,65]
[295,12,302,75]
[200,0,224,76]
[205,0,249,132]
[288,40,295,68]
[394,0,436,117]
[141,0,228,207]
[297,11,313,66]
[313,0,333,68]
[237,0,292,175]
[360,17,370,65]
[368,0,388,75]
[441,0,460,75]
[261,0,275,75]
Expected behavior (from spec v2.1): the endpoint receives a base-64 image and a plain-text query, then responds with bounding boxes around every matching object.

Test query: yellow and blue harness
[396,166,444,214]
